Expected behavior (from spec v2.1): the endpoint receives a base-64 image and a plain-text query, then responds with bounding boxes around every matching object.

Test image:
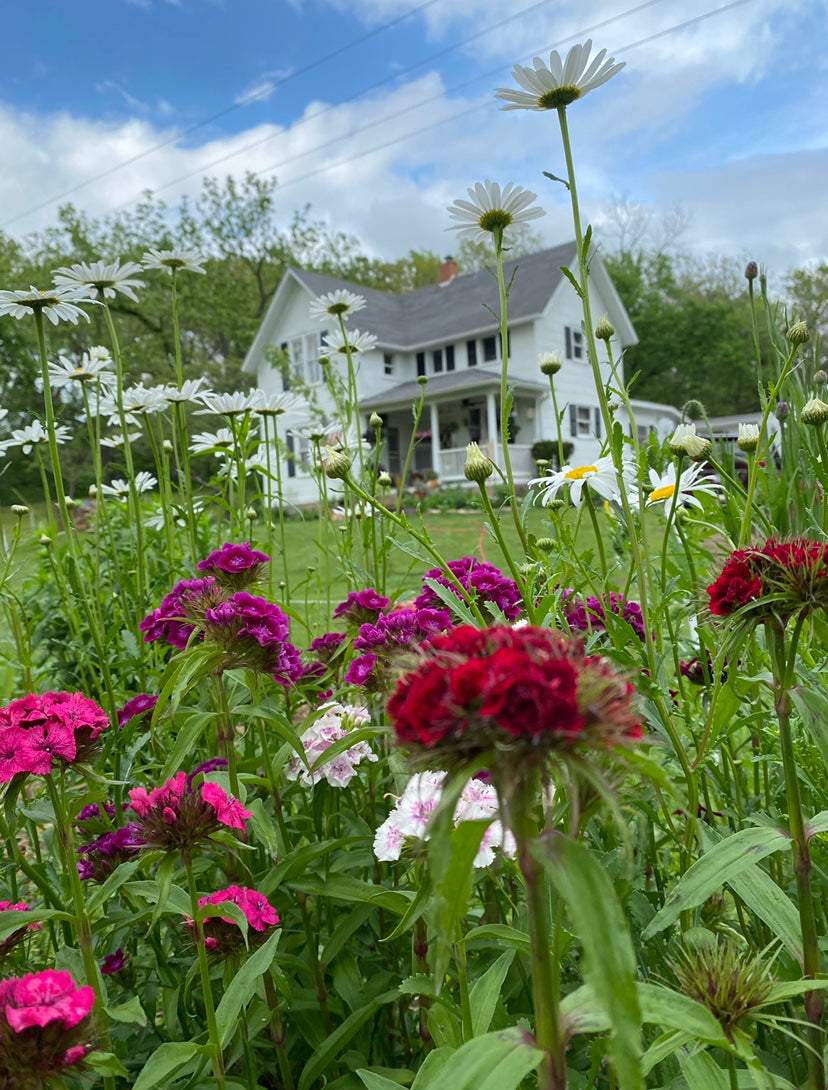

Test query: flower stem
[183,854,227,1090]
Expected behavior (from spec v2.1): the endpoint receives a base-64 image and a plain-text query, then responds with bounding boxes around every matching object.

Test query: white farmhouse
[242,245,680,507]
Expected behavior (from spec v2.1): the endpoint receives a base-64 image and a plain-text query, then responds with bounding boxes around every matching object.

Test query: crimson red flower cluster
[0,969,95,1088]
[707,537,828,621]
[0,692,109,783]
[387,625,641,764]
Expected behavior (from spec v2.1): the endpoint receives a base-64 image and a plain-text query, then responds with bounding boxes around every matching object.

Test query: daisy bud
[801,397,828,426]
[88,484,98,497]
[369,412,383,430]
[775,401,790,422]
[539,352,562,375]
[64,496,77,508]
[377,470,393,488]
[535,459,550,472]
[535,537,556,552]
[11,504,29,516]
[417,375,428,386]
[744,261,758,281]
[163,439,173,452]
[595,315,614,341]
[324,450,352,480]
[319,355,332,367]
[39,534,52,546]
[815,370,828,387]
[464,441,494,482]
[736,423,760,452]
[788,321,810,345]
[246,507,257,521]
[669,423,711,460]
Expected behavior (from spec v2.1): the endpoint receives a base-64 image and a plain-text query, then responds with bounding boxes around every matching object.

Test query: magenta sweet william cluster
[0,969,95,1086]
[414,556,523,621]
[188,884,280,956]
[562,590,647,643]
[128,770,251,854]
[204,592,302,682]
[0,691,109,783]
[346,606,451,690]
[197,541,271,588]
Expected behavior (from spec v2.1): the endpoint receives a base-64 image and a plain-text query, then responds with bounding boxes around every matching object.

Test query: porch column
[486,391,498,464]
[430,401,442,479]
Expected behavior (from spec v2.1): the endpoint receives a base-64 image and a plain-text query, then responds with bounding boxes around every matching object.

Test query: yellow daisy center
[649,484,676,504]
[565,465,597,480]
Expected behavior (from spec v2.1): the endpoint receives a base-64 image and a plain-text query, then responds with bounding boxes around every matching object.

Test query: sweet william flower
[197,542,271,588]
[495,39,625,111]
[708,537,828,624]
[447,180,545,244]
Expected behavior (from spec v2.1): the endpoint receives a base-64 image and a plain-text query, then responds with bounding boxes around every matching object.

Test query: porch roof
[359,369,545,412]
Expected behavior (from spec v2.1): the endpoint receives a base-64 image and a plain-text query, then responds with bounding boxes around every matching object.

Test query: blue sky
[1,0,827,275]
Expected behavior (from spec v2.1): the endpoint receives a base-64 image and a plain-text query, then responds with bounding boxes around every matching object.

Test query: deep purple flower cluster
[308,632,347,662]
[346,607,451,690]
[117,693,158,728]
[204,592,302,682]
[139,577,225,649]
[197,542,270,588]
[414,557,523,622]
[77,823,143,881]
[333,588,390,627]
[563,591,647,643]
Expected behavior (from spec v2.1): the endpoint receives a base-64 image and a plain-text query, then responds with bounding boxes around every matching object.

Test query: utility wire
[0,0,441,230]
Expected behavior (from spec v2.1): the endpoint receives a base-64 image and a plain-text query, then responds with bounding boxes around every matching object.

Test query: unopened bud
[744,261,758,281]
[369,412,383,430]
[595,315,614,341]
[775,401,790,422]
[11,504,29,517]
[815,370,828,387]
[535,459,550,472]
[88,484,98,498]
[669,423,711,460]
[417,375,428,387]
[163,439,173,452]
[377,470,392,488]
[539,352,562,376]
[39,534,52,546]
[246,507,257,521]
[64,496,77,508]
[736,422,760,452]
[324,449,352,480]
[801,397,828,426]
[319,356,331,367]
[788,321,810,345]
[464,441,494,483]
[535,537,556,552]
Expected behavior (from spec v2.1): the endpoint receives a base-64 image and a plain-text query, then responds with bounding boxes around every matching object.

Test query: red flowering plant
[0,969,95,1090]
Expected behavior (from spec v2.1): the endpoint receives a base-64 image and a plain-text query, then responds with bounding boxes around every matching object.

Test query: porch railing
[438,444,536,482]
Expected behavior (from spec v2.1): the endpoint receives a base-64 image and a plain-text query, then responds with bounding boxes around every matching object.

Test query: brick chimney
[439,256,459,284]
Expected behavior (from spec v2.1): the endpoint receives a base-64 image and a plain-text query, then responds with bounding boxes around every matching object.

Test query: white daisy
[320,328,378,358]
[253,392,305,418]
[141,248,207,275]
[290,421,344,444]
[0,285,94,325]
[100,432,142,449]
[48,352,116,389]
[159,379,210,404]
[189,428,239,455]
[645,462,720,511]
[10,421,72,454]
[447,180,545,243]
[308,289,367,323]
[100,471,157,498]
[52,259,144,302]
[495,39,625,111]
[529,454,634,507]
[196,389,264,416]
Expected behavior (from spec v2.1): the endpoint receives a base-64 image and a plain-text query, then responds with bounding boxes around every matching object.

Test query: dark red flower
[707,537,828,622]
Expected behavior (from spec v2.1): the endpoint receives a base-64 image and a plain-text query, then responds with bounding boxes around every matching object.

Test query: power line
[0,0,441,230]
[107,0,679,217]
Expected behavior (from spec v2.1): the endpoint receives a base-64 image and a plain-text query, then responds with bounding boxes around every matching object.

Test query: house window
[467,340,477,367]
[482,335,498,362]
[565,326,584,360]
[432,348,443,373]
[446,345,455,371]
[416,352,426,377]
[288,332,324,385]
[569,405,598,438]
[383,352,394,376]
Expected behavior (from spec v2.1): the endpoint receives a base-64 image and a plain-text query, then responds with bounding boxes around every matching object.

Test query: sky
[1,0,827,280]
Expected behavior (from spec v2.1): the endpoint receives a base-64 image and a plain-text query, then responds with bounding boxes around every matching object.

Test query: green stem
[475,481,536,622]
[183,854,227,1090]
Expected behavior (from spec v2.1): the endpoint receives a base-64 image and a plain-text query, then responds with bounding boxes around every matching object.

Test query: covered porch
[359,370,545,486]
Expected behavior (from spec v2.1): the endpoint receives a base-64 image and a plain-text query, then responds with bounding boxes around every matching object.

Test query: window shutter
[593,408,601,438]
[286,432,296,478]
[569,404,577,438]
[565,327,572,359]
[280,342,290,391]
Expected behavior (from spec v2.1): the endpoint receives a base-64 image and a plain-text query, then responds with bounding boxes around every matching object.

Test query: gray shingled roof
[359,369,545,411]
[291,243,577,349]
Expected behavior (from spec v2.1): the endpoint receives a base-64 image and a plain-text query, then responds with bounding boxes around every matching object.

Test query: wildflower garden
[2,38,828,1090]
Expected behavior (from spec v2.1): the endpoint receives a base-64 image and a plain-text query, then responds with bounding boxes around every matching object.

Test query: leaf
[429,817,488,988]
[643,826,791,938]
[421,577,478,626]
[469,950,515,1037]
[215,928,281,1048]
[85,1051,130,1078]
[106,994,149,1027]
[86,858,145,915]
[420,1027,543,1090]
[636,983,728,1045]
[460,924,530,955]
[382,876,432,943]
[160,710,214,779]
[132,1041,202,1090]
[533,833,643,1090]
[791,687,828,774]
[297,988,400,1090]
[677,1048,729,1090]
[356,1072,409,1090]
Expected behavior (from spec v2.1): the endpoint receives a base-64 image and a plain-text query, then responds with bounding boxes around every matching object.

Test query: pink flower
[3,970,94,1032]
[285,703,376,788]
[18,722,77,775]
[0,727,34,781]
[201,782,252,829]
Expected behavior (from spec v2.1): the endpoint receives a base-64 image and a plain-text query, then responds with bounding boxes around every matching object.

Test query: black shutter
[593,408,601,439]
[565,327,572,359]
[569,404,578,438]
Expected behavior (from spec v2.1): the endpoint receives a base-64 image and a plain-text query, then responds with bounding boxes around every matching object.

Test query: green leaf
[533,833,643,1090]
[419,1027,543,1090]
[460,924,530,955]
[86,858,145,915]
[215,928,281,1048]
[429,817,488,987]
[132,1041,202,1090]
[469,950,515,1037]
[0,908,73,939]
[677,1048,729,1090]
[356,1072,409,1090]
[85,1051,130,1078]
[160,710,214,779]
[421,577,478,626]
[636,983,728,1045]
[297,988,400,1090]
[791,687,828,774]
[643,826,791,938]
[106,994,149,1027]
[382,876,432,943]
